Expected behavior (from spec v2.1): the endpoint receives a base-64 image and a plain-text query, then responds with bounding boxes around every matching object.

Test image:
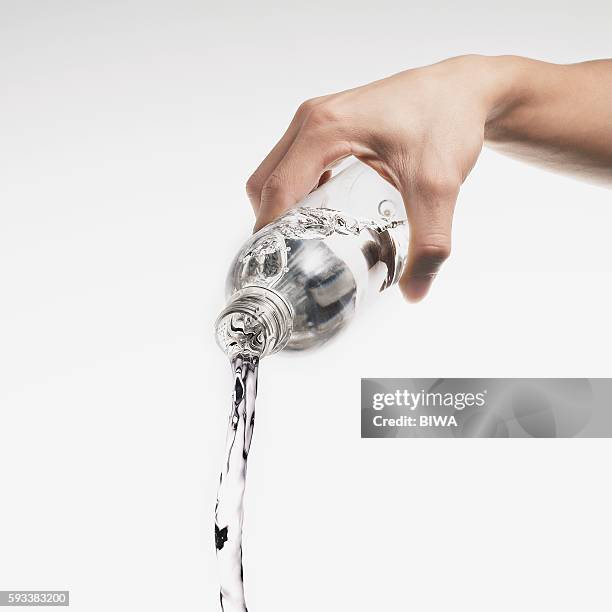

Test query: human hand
[246,54,612,301]
[246,55,516,301]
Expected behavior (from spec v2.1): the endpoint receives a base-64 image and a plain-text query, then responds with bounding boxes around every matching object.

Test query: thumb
[399,179,457,302]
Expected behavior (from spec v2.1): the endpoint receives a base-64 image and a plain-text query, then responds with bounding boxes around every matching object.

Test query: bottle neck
[215,286,293,360]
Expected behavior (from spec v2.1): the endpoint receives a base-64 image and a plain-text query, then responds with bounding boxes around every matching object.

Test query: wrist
[480,55,541,141]
[479,55,528,121]
[439,54,528,129]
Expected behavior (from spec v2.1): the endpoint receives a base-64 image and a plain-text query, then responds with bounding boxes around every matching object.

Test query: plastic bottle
[215,161,408,359]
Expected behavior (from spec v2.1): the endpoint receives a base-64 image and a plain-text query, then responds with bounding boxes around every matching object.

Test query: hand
[246,55,612,301]
[247,55,513,301]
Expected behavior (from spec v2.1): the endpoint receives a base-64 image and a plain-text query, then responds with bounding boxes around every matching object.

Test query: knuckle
[305,100,342,128]
[295,97,321,120]
[261,172,285,200]
[413,241,451,272]
[414,168,460,200]
[246,173,263,200]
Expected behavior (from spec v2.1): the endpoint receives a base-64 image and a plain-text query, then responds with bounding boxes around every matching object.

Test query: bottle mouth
[214,286,293,360]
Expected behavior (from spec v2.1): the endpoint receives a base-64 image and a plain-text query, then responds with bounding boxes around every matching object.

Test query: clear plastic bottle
[215,161,408,359]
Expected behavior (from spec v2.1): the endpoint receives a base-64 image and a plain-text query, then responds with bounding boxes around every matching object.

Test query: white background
[1,1,611,611]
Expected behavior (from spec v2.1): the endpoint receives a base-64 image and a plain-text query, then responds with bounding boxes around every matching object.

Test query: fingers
[245,101,312,214]
[247,91,463,301]
[398,172,459,302]
[253,107,352,231]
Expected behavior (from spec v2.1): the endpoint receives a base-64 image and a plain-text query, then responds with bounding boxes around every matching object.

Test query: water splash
[215,354,259,612]
[237,207,404,289]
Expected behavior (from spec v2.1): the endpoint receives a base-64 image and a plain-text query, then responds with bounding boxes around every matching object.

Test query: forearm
[484,56,612,185]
